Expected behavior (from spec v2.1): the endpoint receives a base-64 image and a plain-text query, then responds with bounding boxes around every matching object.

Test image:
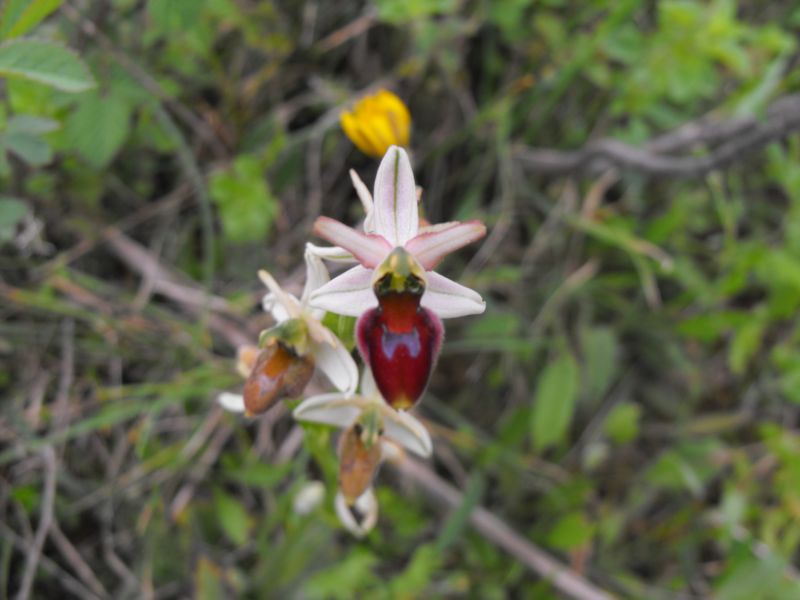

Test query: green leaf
[3,113,58,165]
[6,114,59,135]
[304,549,379,600]
[0,39,95,92]
[1,0,63,39]
[65,93,131,168]
[148,0,206,31]
[209,154,277,243]
[213,488,251,545]
[388,544,442,597]
[531,351,580,452]
[3,129,50,165]
[435,474,484,553]
[194,557,226,600]
[603,403,641,444]
[581,326,618,400]
[729,318,765,375]
[547,512,594,551]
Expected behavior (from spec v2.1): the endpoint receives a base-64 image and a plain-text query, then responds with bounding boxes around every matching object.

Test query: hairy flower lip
[309,146,486,320]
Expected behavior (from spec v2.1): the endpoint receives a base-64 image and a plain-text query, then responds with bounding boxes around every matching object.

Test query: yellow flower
[340,89,411,157]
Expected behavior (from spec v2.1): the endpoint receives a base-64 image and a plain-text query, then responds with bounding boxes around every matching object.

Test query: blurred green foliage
[4,0,800,598]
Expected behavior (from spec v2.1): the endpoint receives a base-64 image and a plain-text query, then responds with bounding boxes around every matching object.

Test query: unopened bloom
[218,246,358,415]
[293,481,326,516]
[340,90,411,158]
[309,146,485,408]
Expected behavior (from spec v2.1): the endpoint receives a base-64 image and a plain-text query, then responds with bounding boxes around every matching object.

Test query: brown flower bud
[338,423,382,505]
[243,340,314,416]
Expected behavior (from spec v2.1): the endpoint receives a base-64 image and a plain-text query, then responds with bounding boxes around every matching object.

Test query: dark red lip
[357,292,443,410]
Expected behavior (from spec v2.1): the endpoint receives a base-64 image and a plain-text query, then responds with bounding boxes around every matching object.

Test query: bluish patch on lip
[380,326,421,359]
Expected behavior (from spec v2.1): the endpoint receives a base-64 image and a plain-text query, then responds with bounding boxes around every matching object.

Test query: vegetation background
[3,0,800,598]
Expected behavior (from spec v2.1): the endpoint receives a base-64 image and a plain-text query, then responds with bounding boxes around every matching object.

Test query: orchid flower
[310,146,486,320]
[295,368,431,537]
[309,146,486,409]
[218,245,358,415]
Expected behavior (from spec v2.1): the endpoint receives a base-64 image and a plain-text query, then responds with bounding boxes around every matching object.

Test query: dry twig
[393,456,614,600]
[14,447,57,600]
[516,94,800,177]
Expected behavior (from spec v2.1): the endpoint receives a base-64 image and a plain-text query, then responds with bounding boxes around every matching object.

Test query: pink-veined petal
[404,220,486,270]
[422,271,486,318]
[309,265,378,317]
[305,242,357,263]
[350,169,374,232]
[300,244,331,305]
[313,217,390,268]
[372,146,418,246]
[313,339,359,396]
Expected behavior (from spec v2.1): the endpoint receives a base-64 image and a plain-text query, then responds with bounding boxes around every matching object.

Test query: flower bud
[243,340,314,416]
[338,421,382,505]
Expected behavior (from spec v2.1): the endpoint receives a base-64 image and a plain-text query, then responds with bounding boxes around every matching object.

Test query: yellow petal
[340,90,412,157]
[341,112,381,157]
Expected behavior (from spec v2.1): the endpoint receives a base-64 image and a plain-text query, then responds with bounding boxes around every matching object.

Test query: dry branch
[515,94,800,178]
[393,456,615,600]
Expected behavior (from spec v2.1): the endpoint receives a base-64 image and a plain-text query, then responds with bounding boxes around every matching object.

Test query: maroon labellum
[357,287,443,410]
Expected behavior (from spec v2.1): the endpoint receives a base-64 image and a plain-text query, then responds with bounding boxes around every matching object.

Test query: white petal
[313,217,390,268]
[217,392,246,413]
[335,489,378,538]
[293,481,326,516]
[305,242,357,263]
[422,271,486,318]
[301,245,331,305]
[309,265,378,317]
[372,146,418,246]
[262,292,292,322]
[360,367,379,399]
[293,393,361,428]
[380,439,404,463]
[382,408,433,458]
[404,220,486,270]
[313,339,359,395]
[258,270,302,318]
[350,169,375,232]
